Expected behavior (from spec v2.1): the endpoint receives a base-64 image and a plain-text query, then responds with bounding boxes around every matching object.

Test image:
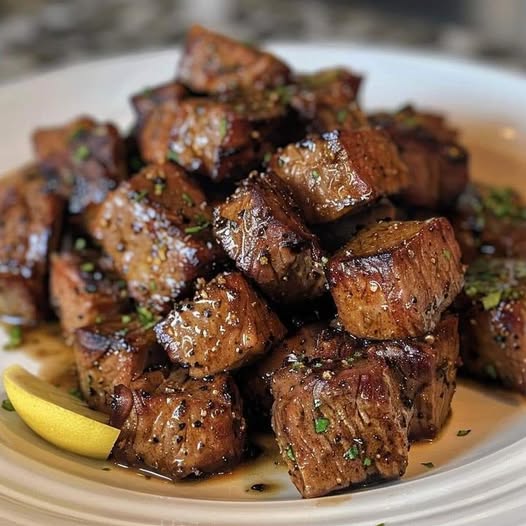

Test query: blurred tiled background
[1,0,525,82]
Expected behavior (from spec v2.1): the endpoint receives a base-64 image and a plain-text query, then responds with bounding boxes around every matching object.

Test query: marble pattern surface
[0,0,524,82]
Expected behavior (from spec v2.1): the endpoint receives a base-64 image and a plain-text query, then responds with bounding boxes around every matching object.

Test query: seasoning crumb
[1,399,15,412]
[250,483,266,492]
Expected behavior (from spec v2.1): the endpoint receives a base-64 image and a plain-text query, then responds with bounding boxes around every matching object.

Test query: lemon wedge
[2,364,120,460]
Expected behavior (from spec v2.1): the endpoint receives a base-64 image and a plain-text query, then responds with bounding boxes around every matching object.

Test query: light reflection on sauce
[10,322,78,391]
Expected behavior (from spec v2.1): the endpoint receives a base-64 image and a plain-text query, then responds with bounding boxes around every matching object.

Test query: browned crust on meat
[111,369,246,479]
[213,172,327,303]
[177,25,291,93]
[155,271,287,377]
[269,129,409,223]
[328,218,464,339]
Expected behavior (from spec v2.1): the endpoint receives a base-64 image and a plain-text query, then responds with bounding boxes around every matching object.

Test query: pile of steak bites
[2,25,526,499]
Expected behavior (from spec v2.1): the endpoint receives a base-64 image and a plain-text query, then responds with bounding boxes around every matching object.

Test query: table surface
[1,0,525,84]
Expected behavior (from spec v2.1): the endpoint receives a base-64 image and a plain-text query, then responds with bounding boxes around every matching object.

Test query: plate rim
[1,42,526,525]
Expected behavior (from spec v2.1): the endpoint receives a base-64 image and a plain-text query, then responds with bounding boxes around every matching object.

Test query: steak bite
[291,68,366,133]
[74,314,168,412]
[0,165,64,324]
[177,25,291,94]
[213,172,327,303]
[328,218,464,339]
[50,249,130,342]
[460,258,526,394]
[369,106,469,210]
[304,315,459,440]
[269,129,409,224]
[130,80,188,129]
[271,354,410,498]
[453,184,526,263]
[110,369,246,479]
[155,271,287,377]
[240,322,325,425]
[89,163,221,314]
[33,116,127,216]
[139,89,298,182]
[374,315,459,440]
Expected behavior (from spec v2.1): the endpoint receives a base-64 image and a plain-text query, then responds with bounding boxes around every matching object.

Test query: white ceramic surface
[1,44,526,526]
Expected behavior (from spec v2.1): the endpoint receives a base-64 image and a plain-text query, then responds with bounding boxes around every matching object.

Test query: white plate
[1,43,526,526]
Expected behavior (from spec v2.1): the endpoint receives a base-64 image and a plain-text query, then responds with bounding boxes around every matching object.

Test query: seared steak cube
[269,129,409,224]
[461,258,526,394]
[370,106,469,209]
[291,68,366,133]
[375,315,459,440]
[50,250,130,342]
[306,316,459,440]
[328,218,464,339]
[213,172,327,303]
[453,184,526,263]
[110,369,246,479]
[74,314,167,412]
[89,163,221,314]
[130,81,188,128]
[271,355,410,498]
[139,90,297,182]
[0,165,64,324]
[177,25,291,93]
[240,322,325,425]
[155,271,286,377]
[33,116,127,216]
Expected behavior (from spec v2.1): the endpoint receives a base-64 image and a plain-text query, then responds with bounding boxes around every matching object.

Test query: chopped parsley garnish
[2,399,15,412]
[314,417,329,434]
[336,108,348,124]
[311,170,320,181]
[73,144,90,162]
[457,429,471,437]
[185,214,210,235]
[363,457,372,467]
[485,363,498,380]
[442,249,452,261]
[263,152,272,164]
[80,262,95,273]
[286,444,296,462]
[74,238,87,251]
[132,189,148,202]
[166,150,179,163]
[483,187,526,220]
[149,280,157,291]
[121,314,132,324]
[219,118,228,140]
[421,462,434,469]
[275,85,292,105]
[182,192,194,206]
[154,182,166,196]
[137,306,156,329]
[4,326,22,350]
[69,388,83,400]
[343,445,359,461]
[465,258,526,310]
[141,87,153,98]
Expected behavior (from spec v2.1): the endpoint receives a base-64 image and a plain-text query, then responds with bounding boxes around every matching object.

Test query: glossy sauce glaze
[7,322,526,499]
